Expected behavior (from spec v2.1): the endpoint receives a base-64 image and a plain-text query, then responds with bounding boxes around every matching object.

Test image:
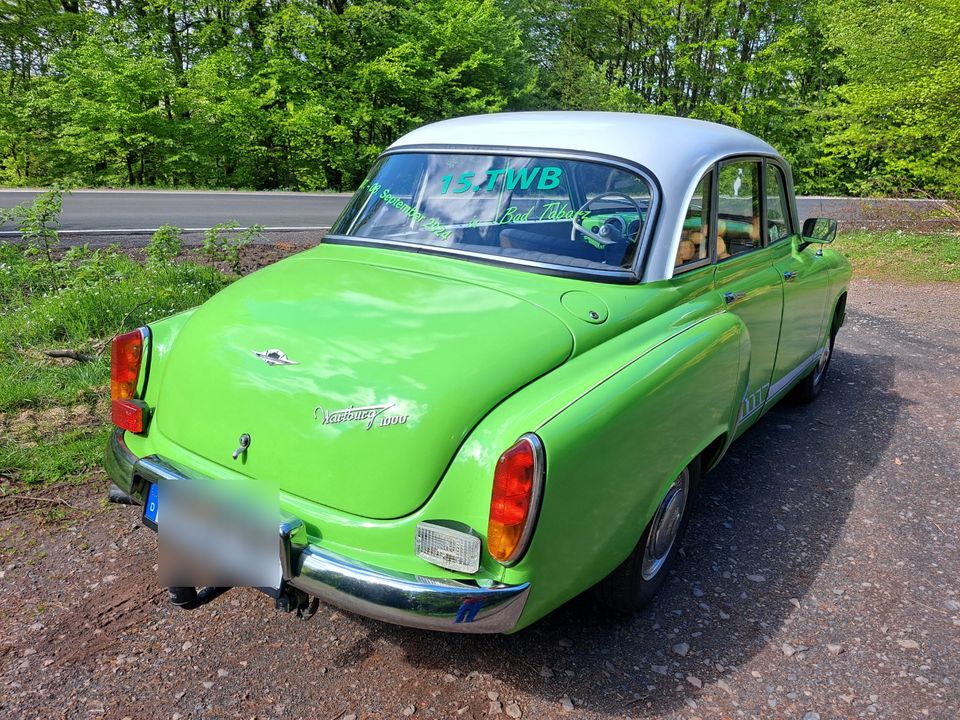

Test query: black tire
[790,331,835,404]
[596,457,700,613]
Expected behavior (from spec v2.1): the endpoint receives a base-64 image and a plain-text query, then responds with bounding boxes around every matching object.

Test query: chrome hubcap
[641,469,689,580]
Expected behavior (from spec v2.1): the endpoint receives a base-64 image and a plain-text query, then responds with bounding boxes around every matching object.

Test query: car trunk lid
[154,255,573,519]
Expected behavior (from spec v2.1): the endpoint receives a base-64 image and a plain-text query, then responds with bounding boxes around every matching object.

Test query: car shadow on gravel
[334,345,907,716]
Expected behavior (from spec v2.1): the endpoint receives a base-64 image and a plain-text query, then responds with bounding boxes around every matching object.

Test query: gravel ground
[1,277,958,720]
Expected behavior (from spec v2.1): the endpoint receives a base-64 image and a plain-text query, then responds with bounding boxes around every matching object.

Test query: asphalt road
[0,189,351,235]
[0,189,950,239]
[1,278,958,719]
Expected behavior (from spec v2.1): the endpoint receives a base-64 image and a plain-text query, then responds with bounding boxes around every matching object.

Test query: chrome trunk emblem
[253,349,298,366]
[313,404,409,431]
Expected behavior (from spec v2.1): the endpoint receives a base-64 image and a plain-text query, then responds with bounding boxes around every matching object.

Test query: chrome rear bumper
[104,429,528,633]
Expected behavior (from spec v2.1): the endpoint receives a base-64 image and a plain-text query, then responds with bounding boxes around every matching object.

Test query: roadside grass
[834,230,960,282]
[0,425,110,486]
[0,252,230,486]
[0,193,234,488]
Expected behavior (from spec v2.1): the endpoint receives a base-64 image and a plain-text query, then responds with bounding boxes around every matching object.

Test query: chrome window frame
[761,158,798,245]
[324,144,662,285]
[674,153,797,274]
[713,155,768,265]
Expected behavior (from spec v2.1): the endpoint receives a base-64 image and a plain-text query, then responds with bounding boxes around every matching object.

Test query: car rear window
[329,152,654,274]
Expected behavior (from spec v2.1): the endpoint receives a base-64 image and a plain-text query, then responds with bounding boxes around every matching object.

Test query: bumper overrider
[105,429,529,633]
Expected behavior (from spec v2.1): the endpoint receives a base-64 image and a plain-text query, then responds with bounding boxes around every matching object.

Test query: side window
[717,161,761,259]
[765,164,792,243]
[675,171,712,268]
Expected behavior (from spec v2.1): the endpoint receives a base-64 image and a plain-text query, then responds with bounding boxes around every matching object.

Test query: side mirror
[801,217,838,244]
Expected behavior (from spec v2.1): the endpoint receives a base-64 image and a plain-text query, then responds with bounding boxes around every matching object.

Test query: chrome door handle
[724,291,747,305]
[783,271,798,280]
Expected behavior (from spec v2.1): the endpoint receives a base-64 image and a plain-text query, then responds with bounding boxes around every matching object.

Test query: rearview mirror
[801,217,838,245]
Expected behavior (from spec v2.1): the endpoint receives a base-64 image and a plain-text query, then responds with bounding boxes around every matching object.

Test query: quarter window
[765,164,791,242]
[675,171,712,268]
[717,161,762,259]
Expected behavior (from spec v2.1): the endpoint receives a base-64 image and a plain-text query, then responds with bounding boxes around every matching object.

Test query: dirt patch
[0,400,108,445]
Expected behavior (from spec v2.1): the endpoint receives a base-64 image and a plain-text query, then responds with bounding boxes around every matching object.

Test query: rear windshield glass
[329,152,654,273]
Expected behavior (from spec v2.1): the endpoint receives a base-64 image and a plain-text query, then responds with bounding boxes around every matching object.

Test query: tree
[820,0,960,195]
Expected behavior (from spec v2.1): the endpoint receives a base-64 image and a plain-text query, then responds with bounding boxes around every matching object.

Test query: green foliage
[0,1,957,197]
[0,192,234,486]
[0,189,65,288]
[1,0,533,191]
[0,194,232,413]
[200,222,265,274]
[819,0,960,196]
[145,225,184,266]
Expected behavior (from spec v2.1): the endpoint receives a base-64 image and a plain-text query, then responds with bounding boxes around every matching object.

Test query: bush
[145,225,184,265]
[200,221,265,274]
[0,188,65,290]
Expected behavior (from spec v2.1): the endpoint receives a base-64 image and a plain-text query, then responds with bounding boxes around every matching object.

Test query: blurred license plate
[142,482,159,531]
[158,479,282,590]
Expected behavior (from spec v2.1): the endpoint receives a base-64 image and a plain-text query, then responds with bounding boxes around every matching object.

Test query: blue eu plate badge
[143,483,159,530]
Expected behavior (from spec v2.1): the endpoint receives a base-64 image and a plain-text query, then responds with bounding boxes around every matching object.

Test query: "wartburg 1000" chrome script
[313,404,409,430]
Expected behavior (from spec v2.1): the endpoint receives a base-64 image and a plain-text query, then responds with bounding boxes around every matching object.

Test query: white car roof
[388,112,789,282]
[389,111,779,178]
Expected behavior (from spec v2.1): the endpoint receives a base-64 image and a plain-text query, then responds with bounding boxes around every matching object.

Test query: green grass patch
[0,246,231,411]
[833,230,960,282]
[0,193,235,489]
[0,424,110,486]
[0,246,230,487]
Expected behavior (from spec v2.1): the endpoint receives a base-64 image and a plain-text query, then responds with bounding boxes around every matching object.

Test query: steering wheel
[570,192,643,248]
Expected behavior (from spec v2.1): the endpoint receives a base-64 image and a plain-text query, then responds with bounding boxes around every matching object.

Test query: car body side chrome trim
[734,347,824,428]
[768,347,823,400]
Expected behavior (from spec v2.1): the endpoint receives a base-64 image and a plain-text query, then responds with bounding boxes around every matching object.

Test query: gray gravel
[1,277,958,719]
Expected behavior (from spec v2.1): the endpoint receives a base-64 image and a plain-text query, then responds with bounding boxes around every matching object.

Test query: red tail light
[111,328,147,433]
[487,434,544,565]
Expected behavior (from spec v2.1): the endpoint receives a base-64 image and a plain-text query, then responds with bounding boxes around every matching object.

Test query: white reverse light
[415,521,481,574]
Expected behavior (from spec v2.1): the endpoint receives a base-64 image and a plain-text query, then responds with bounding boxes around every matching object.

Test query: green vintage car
[104,112,851,633]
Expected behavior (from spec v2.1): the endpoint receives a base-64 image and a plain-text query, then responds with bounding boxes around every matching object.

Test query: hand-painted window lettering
[439,166,563,194]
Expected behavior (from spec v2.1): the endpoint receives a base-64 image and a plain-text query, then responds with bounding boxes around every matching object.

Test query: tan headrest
[675,239,696,265]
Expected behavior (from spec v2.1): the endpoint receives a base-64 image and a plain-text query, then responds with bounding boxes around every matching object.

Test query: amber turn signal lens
[111,329,143,401]
[487,435,543,565]
[111,329,145,432]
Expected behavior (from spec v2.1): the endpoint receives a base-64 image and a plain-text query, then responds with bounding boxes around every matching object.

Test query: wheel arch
[701,432,729,473]
[831,291,847,336]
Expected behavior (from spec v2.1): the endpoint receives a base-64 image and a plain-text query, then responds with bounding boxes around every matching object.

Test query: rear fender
[137,308,196,409]
[501,311,747,628]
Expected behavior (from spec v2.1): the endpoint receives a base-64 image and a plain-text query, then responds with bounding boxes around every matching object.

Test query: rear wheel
[596,457,700,612]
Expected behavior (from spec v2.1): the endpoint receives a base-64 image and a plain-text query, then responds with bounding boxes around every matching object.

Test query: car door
[766,161,831,399]
[711,158,785,437]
